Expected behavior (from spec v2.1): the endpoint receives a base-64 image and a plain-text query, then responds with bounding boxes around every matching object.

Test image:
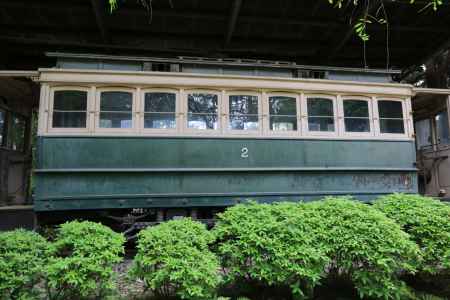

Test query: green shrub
[45,220,125,299]
[213,202,329,299]
[130,218,220,300]
[0,229,50,299]
[374,193,450,275]
[411,291,446,300]
[304,197,421,300]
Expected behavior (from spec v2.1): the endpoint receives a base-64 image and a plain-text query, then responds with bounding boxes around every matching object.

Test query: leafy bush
[0,229,50,299]
[304,197,421,300]
[411,291,446,300]
[213,202,329,299]
[45,220,125,299]
[374,193,450,275]
[130,218,220,300]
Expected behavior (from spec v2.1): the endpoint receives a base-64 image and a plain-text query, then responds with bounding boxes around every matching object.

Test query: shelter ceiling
[0,0,450,70]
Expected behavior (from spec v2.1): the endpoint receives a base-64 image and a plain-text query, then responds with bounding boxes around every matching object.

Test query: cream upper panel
[36,69,415,140]
[37,68,413,97]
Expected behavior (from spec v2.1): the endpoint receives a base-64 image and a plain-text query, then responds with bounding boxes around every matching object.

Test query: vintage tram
[32,54,418,226]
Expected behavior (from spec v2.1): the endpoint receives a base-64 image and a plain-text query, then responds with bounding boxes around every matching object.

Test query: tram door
[415,100,450,197]
[0,74,36,207]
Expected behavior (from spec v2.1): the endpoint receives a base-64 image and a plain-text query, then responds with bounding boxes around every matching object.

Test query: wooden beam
[0,34,320,58]
[422,38,450,65]
[3,2,447,33]
[224,0,242,45]
[399,36,450,81]
[90,0,110,44]
[297,0,323,40]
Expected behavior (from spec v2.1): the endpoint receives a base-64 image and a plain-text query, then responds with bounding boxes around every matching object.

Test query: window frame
[265,92,301,137]
[302,94,338,137]
[95,87,137,133]
[433,109,450,145]
[0,107,6,147]
[340,95,374,137]
[184,89,222,135]
[48,86,91,133]
[140,88,180,135]
[414,117,432,150]
[7,112,27,152]
[225,90,262,136]
[374,97,409,138]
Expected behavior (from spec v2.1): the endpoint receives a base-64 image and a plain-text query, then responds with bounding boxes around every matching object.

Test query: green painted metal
[34,167,418,173]
[34,191,410,211]
[37,136,416,169]
[34,136,417,211]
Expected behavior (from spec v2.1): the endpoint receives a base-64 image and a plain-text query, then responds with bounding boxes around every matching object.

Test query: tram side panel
[34,136,417,211]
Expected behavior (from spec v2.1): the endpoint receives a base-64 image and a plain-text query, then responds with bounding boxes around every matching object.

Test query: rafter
[90,0,110,44]
[225,0,243,46]
[422,37,450,65]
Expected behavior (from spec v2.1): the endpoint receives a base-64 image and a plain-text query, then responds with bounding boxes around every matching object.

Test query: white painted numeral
[241,147,249,158]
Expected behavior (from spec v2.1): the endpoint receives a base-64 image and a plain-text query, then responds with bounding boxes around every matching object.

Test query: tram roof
[1,0,450,73]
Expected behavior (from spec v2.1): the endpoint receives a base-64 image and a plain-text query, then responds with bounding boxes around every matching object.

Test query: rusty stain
[352,173,413,190]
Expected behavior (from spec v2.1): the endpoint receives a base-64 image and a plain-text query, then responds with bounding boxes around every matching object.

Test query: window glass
[269,96,297,131]
[229,95,259,130]
[0,110,4,146]
[307,97,334,132]
[435,111,450,144]
[415,119,432,150]
[52,90,87,128]
[99,91,133,128]
[343,100,370,132]
[378,100,405,134]
[144,92,176,129]
[187,93,218,130]
[7,114,26,152]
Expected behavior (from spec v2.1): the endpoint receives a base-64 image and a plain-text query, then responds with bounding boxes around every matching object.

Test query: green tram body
[34,68,418,218]
[35,137,417,211]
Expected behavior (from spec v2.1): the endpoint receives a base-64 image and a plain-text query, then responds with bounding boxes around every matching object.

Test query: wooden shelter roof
[0,0,450,71]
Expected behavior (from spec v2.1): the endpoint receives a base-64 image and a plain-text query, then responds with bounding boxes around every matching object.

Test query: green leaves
[213,202,329,299]
[214,198,421,300]
[45,220,125,300]
[0,229,50,299]
[109,0,118,13]
[1,195,449,299]
[129,218,220,300]
[374,193,450,276]
[327,0,443,42]
[354,18,370,41]
[305,197,421,300]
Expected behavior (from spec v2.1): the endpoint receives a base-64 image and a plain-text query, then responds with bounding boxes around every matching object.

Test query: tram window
[0,110,4,146]
[269,96,297,131]
[144,92,176,129]
[435,111,450,144]
[378,100,404,134]
[7,114,26,152]
[99,91,133,128]
[343,100,370,132]
[415,119,432,150]
[52,90,87,128]
[187,93,218,130]
[307,97,334,132]
[229,95,259,130]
